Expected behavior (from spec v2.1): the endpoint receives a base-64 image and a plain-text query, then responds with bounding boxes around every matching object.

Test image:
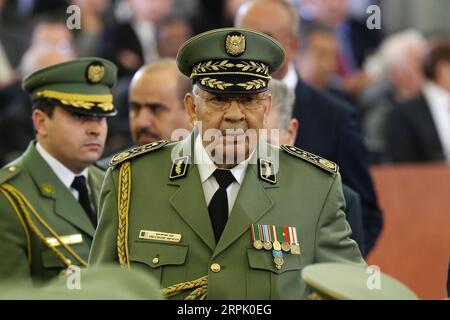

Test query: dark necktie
[208,169,235,243]
[71,175,96,227]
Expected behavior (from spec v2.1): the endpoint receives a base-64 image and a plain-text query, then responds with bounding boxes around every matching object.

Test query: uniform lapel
[168,132,216,251]
[212,163,274,258]
[24,142,96,238]
[87,166,103,216]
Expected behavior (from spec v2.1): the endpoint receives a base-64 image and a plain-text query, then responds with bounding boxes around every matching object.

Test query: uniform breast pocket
[41,249,69,269]
[39,243,88,281]
[246,249,304,299]
[129,241,189,287]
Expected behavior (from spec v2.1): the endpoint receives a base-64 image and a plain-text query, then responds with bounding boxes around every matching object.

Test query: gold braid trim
[307,292,325,300]
[36,90,112,102]
[36,90,114,112]
[114,162,207,300]
[1,184,88,267]
[0,186,32,264]
[117,161,131,269]
[162,275,208,300]
[191,71,271,80]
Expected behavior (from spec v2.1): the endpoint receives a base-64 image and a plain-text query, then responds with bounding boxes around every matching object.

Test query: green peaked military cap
[301,263,418,300]
[0,265,164,300]
[22,57,118,117]
[176,27,285,94]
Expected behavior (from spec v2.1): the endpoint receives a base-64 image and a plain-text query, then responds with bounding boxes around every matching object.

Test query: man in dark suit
[98,22,145,78]
[236,0,382,254]
[385,39,450,163]
[267,79,366,255]
[97,0,174,77]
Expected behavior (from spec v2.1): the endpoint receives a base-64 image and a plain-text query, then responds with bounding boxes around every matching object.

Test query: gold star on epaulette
[280,145,338,174]
[109,140,169,167]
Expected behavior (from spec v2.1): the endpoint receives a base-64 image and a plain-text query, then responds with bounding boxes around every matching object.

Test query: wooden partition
[368,164,450,299]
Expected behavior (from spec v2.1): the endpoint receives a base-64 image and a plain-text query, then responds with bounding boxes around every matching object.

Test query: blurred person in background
[360,30,427,163]
[98,58,192,167]
[98,0,173,77]
[0,0,30,70]
[70,0,110,57]
[297,22,355,104]
[302,0,383,96]
[265,79,365,255]
[235,0,382,254]
[156,16,193,58]
[128,58,192,146]
[222,0,247,26]
[384,38,450,163]
[0,16,76,166]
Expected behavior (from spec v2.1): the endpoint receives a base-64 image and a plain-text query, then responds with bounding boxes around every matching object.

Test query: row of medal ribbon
[250,224,301,270]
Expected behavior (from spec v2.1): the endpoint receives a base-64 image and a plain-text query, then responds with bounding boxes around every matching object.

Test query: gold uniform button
[152,257,159,265]
[210,263,221,273]
[8,166,16,172]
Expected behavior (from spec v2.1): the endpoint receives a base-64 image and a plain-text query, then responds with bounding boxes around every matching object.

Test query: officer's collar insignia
[280,144,338,174]
[87,62,105,83]
[169,156,190,180]
[258,158,277,184]
[41,183,54,195]
[109,140,169,167]
[225,32,246,56]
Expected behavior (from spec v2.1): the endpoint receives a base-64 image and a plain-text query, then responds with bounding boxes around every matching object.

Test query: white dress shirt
[36,143,89,200]
[132,20,159,64]
[281,62,299,90]
[423,82,450,162]
[194,135,253,216]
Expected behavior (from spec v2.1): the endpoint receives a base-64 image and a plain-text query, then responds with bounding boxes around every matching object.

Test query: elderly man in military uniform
[0,58,117,286]
[89,28,364,300]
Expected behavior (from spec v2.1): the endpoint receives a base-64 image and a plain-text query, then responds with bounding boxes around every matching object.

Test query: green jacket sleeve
[314,173,366,265]
[89,168,120,266]
[0,192,33,286]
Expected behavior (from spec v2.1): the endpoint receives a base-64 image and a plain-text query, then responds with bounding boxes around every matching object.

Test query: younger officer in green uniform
[0,58,117,286]
[89,28,364,299]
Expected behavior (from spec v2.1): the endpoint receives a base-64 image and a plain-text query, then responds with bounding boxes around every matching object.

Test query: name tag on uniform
[45,234,83,247]
[139,230,182,243]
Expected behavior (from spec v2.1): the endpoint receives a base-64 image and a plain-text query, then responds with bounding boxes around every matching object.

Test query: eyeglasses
[195,93,268,111]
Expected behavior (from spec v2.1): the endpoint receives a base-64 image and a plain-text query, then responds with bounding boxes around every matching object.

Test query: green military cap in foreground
[22,57,118,116]
[302,263,418,300]
[0,265,163,300]
[176,27,285,94]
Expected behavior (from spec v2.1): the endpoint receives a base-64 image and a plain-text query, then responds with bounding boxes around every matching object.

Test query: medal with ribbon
[250,224,301,270]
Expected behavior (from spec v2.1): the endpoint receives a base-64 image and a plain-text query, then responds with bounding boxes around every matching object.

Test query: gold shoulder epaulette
[280,144,338,174]
[109,140,169,167]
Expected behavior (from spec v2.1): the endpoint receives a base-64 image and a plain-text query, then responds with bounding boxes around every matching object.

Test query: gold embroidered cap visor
[22,57,118,117]
[176,28,285,94]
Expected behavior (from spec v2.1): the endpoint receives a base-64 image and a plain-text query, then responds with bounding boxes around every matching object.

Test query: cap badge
[87,63,105,83]
[225,32,246,56]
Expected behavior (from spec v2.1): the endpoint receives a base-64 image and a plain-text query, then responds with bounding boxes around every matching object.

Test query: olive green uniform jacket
[0,142,104,286]
[89,133,364,299]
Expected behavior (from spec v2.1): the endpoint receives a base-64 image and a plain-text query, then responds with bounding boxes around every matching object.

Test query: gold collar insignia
[169,156,190,180]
